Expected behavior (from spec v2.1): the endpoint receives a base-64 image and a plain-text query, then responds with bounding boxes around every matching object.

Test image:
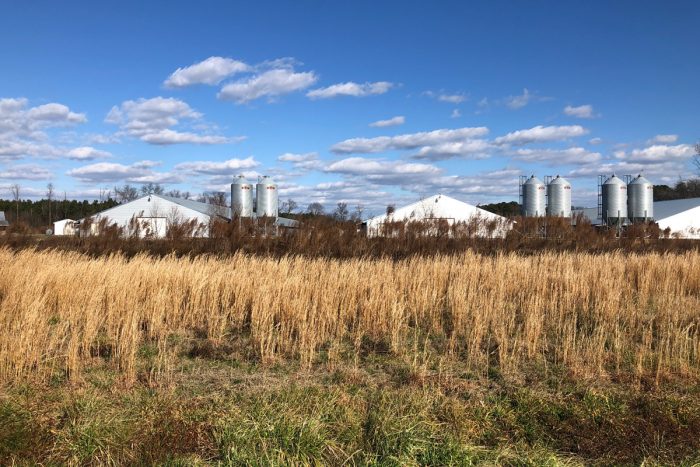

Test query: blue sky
[1,0,698,215]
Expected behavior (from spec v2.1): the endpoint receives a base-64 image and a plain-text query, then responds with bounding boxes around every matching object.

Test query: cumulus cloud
[67,146,112,161]
[164,56,250,88]
[277,152,323,171]
[614,144,694,163]
[0,97,88,160]
[218,69,318,104]
[369,116,405,128]
[564,104,595,119]
[307,81,393,99]
[331,127,490,154]
[68,160,181,184]
[450,109,461,118]
[412,139,493,161]
[0,163,52,180]
[494,125,588,145]
[105,97,234,145]
[512,147,602,165]
[174,156,260,175]
[325,157,441,185]
[647,134,678,144]
[589,137,603,145]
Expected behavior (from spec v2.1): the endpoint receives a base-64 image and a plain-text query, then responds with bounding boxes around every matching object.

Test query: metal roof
[0,211,8,227]
[572,197,700,224]
[156,194,231,218]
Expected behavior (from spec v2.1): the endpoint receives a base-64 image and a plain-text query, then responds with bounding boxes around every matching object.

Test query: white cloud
[589,137,603,145]
[451,109,461,119]
[494,125,588,145]
[0,97,88,160]
[425,91,468,104]
[615,144,694,163]
[564,104,595,119]
[26,103,86,124]
[412,139,493,161]
[647,134,678,144]
[307,81,393,99]
[67,146,112,161]
[277,152,323,170]
[164,56,250,88]
[325,157,441,185]
[505,88,532,109]
[68,161,181,184]
[174,156,260,175]
[331,127,490,154]
[105,97,233,145]
[218,69,318,104]
[512,147,602,165]
[0,163,52,180]
[369,116,405,128]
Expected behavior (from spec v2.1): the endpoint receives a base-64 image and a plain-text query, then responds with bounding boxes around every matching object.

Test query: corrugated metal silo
[256,176,278,217]
[627,174,653,222]
[521,175,546,217]
[231,175,254,217]
[546,175,572,217]
[601,174,628,225]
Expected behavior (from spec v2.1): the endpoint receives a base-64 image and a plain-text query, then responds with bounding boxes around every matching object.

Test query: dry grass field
[1,247,700,464]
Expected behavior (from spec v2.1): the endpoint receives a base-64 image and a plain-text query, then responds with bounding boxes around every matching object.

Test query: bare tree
[351,204,365,221]
[307,202,325,216]
[280,198,298,215]
[113,184,139,203]
[46,183,54,227]
[10,184,20,221]
[98,187,112,202]
[333,202,349,221]
[140,182,165,195]
[694,142,700,175]
[200,191,228,207]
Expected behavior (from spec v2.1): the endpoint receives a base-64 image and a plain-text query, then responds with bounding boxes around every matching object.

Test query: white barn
[81,195,229,238]
[363,194,510,238]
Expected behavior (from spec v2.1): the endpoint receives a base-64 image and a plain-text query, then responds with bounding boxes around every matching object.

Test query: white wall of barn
[657,206,700,239]
[90,197,212,238]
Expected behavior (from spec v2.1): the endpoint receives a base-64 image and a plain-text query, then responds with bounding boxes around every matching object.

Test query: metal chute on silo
[545,175,572,218]
[627,174,653,222]
[231,175,254,217]
[255,176,278,218]
[520,175,546,217]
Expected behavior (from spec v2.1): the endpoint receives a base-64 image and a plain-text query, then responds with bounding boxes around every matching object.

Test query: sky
[1,0,698,216]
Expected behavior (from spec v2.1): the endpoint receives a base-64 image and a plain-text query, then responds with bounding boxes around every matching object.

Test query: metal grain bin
[546,175,572,217]
[231,175,254,217]
[521,175,546,217]
[256,176,278,218]
[627,174,653,222]
[602,174,627,225]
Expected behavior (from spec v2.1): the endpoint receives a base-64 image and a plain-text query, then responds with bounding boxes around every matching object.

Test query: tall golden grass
[0,248,698,383]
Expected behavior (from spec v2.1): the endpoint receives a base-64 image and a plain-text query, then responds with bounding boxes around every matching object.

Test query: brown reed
[0,248,698,384]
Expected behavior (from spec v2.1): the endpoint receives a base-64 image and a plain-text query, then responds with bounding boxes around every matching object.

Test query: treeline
[0,198,119,229]
[653,178,700,201]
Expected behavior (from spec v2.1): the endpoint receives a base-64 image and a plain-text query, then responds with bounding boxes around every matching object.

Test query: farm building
[573,197,700,239]
[53,219,76,236]
[71,194,298,238]
[0,211,8,230]
[363,194,510,238]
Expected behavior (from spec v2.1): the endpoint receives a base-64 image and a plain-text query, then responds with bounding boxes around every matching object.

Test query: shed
[0,211,8,229]
[53,219,76,236]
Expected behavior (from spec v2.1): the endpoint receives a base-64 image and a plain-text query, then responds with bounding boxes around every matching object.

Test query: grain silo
[601,174,627,225]
[546,175,572,217]
[627,174,653,222]
[256,176,278,217]
[521,175,546,217]
[231,175,254,217]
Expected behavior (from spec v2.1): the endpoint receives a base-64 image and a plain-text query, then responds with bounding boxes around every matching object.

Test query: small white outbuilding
[53,219,76,236]
[363,194,510,238]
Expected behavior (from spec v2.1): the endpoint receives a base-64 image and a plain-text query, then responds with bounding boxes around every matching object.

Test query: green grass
[1,342,700,466]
